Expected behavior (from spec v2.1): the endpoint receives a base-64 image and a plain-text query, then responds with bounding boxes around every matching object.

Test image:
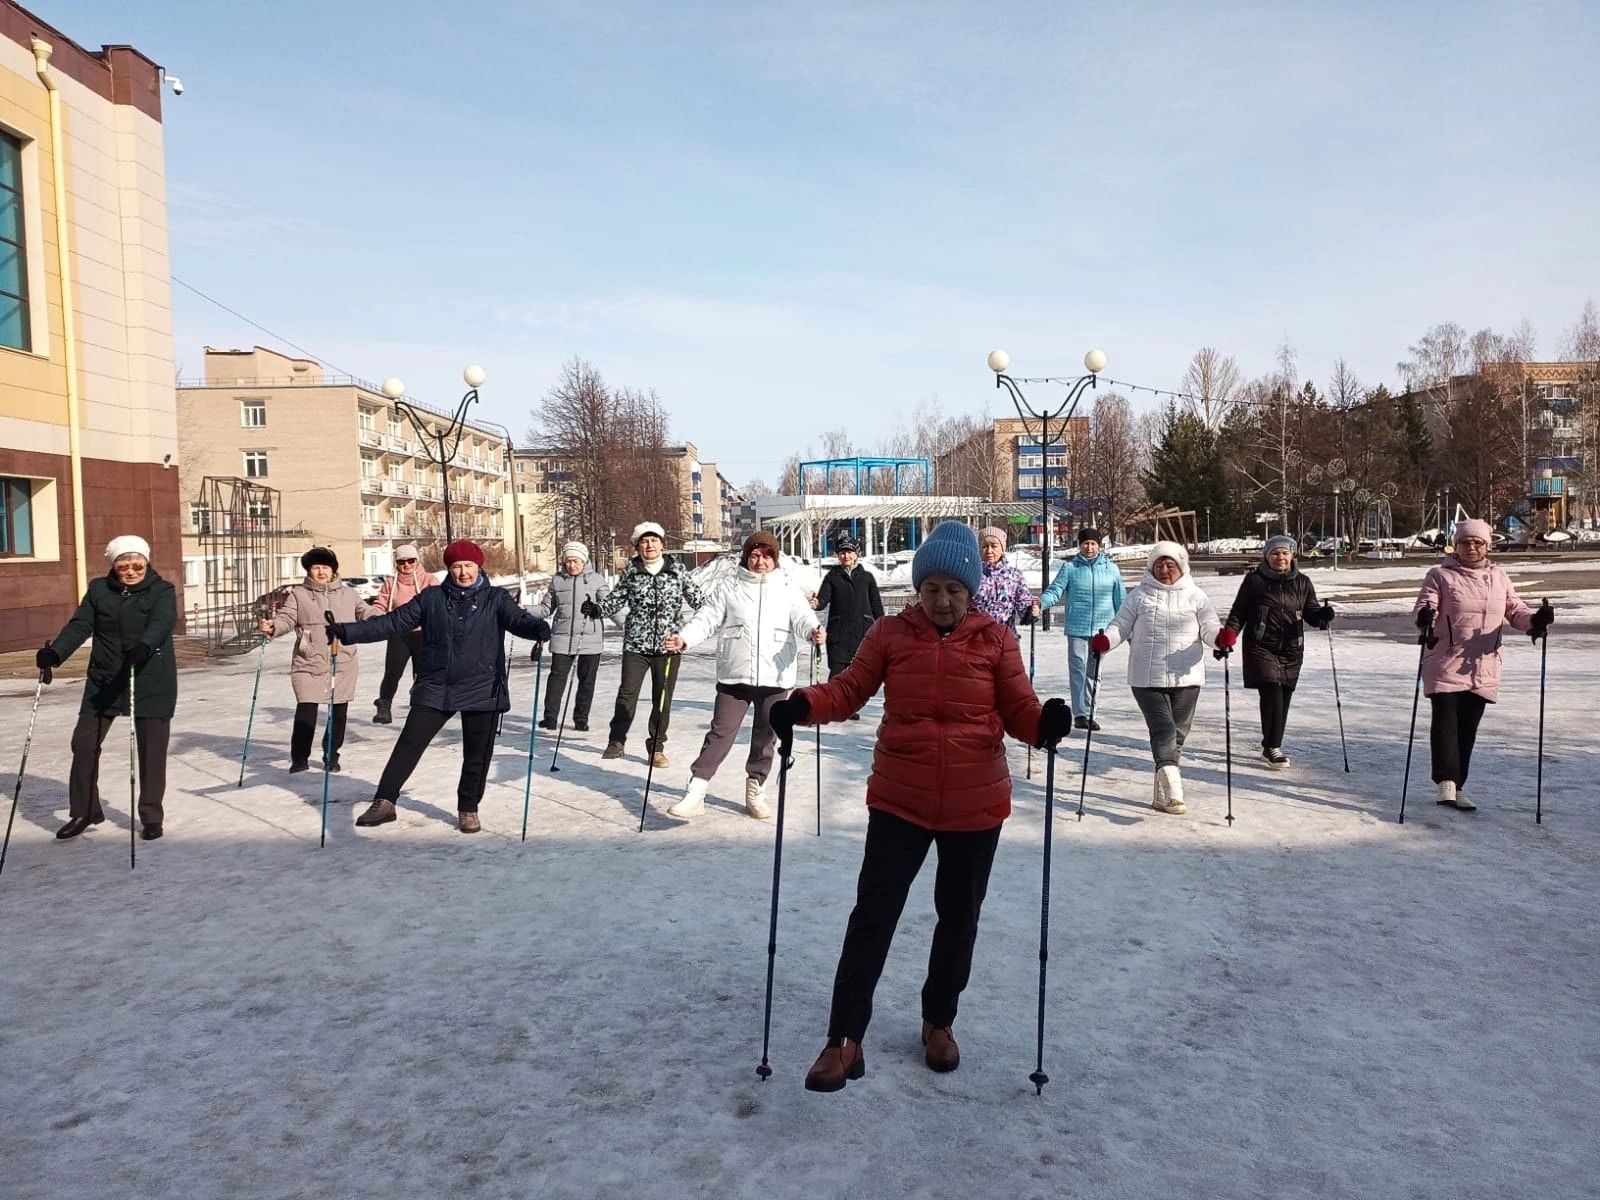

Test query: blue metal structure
[797,456,933,551]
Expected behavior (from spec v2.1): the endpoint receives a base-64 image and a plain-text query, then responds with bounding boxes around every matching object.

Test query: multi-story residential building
[934,416,1092,541]
[0,5,177,652]
[1480,360,1598,529]
[505,445,571,572]
[177,346,508,610]
[695,460,743,546]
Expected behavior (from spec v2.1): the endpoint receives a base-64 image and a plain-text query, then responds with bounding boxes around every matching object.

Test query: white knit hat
[393,543,421,562]
[631,521,666,544]
[561,541,590,564]
[1147,540,1190,576]
[105,534,151,563]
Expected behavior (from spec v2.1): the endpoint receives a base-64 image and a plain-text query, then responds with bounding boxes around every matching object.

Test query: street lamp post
[474,415,525,589]
[382,365,486,546]
[987,348,1106,632]
[1332,487,1340,570]
[1205,506,1212,546]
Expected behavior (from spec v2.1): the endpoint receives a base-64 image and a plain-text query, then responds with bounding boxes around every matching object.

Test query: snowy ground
[2,569,1597,1200]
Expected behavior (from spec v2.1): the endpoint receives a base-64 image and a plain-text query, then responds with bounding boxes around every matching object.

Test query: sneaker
[744,776,772,820]
[1435,780,1458,807]
[1153,765,1187,815]
[651,751,670,769]
[356,799,397,827]
[1454,790,1476,812]
[667,776,709,819]
[601,742,625,760]
[458,811,481,834]
[804,1038,865,1093]
[1262,747,1290,769]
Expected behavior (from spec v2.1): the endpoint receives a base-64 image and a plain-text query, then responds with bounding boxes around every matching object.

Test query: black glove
[530,640,544,662]
[1305,603,1335,630]
[36,645,58,684]
[124,643,153,668]
[1530,600,1554,641]
[1037,697,1072,746]
[1018,608,1037,627]
[324,623,346,645]
[530,618,552,643]
[768,693,810,757]
[1415,606,1434,631]
[580,599,602,619]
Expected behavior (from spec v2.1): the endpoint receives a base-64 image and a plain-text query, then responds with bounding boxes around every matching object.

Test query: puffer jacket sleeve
[1414,567,1444,622]
[1038,560,1072,611]
[797,619,889,722]
[993,631,1043,746]
[788,588,819,642]
[139,580,178,651]
[1224,572,1260,633]
[1195,587,1222,649]
[1499,567,1535,632]
[1111,570,1125,615]
[680,574,707,618]
[498,590,551,641]
[677,579,727,650]
[269,587,303,638]
[1101,590,1140,652]
[867,572,884,620]
[340,594,426,643]
[50,588,98,661]
[371,578,395,614]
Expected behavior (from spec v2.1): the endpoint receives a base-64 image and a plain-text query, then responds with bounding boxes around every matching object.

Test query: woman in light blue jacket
[1036,528,1125,729]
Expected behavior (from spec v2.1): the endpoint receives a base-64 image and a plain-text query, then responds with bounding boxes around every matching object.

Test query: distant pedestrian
[533,541,610,733]
[811,536,883,717]
[369,543,439,725]
[1412,518,1552,812]
[1036,527,1125,730]
[37,535,177,842]
[329,540,550,833]
[1223,535,1334,768]
[257,547,370,773]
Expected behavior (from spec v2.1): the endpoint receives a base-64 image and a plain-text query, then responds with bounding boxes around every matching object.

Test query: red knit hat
[442,539,485,567]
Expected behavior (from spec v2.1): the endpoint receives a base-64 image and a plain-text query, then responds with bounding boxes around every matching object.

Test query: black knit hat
[1077,527,1103,546]
[301,546,338,573]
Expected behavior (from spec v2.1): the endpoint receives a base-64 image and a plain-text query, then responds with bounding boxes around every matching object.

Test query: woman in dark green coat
[36,535,178,842]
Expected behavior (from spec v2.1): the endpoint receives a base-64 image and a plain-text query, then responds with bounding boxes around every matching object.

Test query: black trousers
[377,631,423,706]
[543,653,600,726]
[828,808,1004,1041]
[291,702,348,764]
[608,651,680,751]
[374,706,499,812]
[68,713,169,825]
[1256,682,1296,749]
[1430,691,1490,786]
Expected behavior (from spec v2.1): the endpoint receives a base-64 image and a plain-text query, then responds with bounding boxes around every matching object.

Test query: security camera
[167,75,183,95]
[162,453,172,469]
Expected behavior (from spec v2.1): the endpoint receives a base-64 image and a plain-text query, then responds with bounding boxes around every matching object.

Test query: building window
[360,456,377,479]
[240,400,266,427]
[358,410,376,433]
[0,476,34,555]
[243,451,268,477]
[0,133,29,352]
[245,497,271,522]
[190,502,212,534]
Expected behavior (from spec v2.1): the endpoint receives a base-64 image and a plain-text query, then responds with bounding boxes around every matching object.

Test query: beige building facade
[177,346,509,611]
[0,3,177,651]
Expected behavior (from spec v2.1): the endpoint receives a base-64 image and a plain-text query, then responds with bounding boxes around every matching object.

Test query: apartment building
[177,346,508,610]
[0,3,177,652]
[1481,360,1598,528]
[934,415,1091,538]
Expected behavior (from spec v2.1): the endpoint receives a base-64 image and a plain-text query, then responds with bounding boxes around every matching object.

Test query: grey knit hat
[1263,535,1296,560]
[912,522,983,596]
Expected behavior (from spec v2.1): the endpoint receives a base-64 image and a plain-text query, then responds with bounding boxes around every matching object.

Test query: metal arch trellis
[196,476,284,651]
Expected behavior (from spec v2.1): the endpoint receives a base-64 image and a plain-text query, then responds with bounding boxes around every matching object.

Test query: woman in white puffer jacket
[663,531,825,819]
[1091,541,1229,814]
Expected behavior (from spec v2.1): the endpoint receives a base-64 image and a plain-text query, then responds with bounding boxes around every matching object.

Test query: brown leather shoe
[922,1021,959,1072]
[651,751,670,769]
[803,1038,865,1092]
[459,811,481,834]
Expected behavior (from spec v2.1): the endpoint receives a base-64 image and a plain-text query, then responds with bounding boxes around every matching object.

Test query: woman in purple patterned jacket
[972,526,1037,639]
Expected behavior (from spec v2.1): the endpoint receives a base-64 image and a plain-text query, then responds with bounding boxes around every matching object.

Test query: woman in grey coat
[257,547,371,772]
[532,541,611,732]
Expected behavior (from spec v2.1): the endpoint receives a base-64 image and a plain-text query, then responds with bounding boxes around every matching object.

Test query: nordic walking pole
[1535,597,1549,825]
[549,590,584,773]
[1398,629,1430,825]
[1075,646,1102,821]
[238,614,270,787]
[1327,628,1350,773]
[1026,619,1037,780]
[521,646,544,842]
[319,612,339,849]
[1222,651,1234,827]
[0,667,48,881]
[1029,741,1059,1096]
[755,743,794,1081]
[813,643,822,837]
[637,654,677,832]
[128,666,138,870]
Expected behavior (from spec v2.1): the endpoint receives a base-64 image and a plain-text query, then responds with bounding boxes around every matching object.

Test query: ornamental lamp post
[987,348,1106,632]
[381,365,486,545]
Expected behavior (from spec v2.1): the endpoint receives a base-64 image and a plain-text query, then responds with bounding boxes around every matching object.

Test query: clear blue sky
[53,0,1600,485]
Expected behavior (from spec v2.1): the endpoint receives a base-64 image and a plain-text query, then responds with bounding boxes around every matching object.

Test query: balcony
[363,522,395,538]
[358,428,383,449]
[1530,476,1565,497]
[359,475,385,496]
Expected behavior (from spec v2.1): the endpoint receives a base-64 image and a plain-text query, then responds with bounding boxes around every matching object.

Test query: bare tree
[1183,347,1241,432]
[741,478,774,499]
[1558,300,1599,362]
[1086,393,1143,537]
[1327,359,1363,410]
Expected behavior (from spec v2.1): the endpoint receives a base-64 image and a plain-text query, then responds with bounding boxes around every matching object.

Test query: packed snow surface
[1,569,1596,1199]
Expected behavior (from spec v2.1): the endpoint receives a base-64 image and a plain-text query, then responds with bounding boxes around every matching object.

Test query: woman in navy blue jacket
[328,541,550,833]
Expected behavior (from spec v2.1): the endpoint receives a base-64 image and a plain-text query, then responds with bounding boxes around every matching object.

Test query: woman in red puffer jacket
[768,521,1073,1093]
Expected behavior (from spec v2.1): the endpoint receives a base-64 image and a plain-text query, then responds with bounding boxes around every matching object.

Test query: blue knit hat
[912,522,983,596]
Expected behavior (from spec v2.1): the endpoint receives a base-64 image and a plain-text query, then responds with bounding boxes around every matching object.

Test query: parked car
[342,575,386,602]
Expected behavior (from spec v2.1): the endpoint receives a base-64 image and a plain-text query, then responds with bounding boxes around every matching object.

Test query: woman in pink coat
[1412,518,1553,811]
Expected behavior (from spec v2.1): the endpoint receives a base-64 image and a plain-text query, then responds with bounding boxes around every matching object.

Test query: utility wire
[172,275,356,377]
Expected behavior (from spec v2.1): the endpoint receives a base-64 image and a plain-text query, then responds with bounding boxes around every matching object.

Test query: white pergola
[758,497,1039,559]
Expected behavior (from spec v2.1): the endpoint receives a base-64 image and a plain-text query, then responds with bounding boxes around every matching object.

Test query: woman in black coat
[37,535,177,841]
[812,538,884,717]
[1223,535,1333,768]
[328,541,550,833]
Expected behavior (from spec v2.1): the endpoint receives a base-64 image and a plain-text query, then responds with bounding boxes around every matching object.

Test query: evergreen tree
[1142,403,1236,533]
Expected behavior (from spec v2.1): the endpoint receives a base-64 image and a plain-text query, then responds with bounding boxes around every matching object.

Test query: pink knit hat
[978,526,1008,548]
[1453,518,1492,545]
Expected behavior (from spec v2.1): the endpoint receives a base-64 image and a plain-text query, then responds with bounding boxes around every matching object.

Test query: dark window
[0,476,34,555]
[0,132,30,351]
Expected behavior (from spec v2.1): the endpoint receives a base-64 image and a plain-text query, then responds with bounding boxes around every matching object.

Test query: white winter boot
[1154,765,1187,815]
[1435,780,1474,811]
[744,776,772,820]
[667,776,710,818]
